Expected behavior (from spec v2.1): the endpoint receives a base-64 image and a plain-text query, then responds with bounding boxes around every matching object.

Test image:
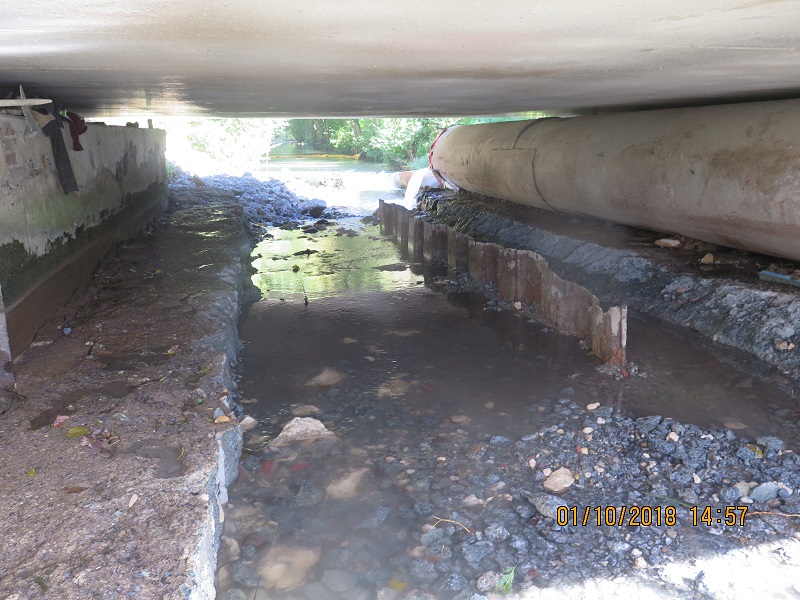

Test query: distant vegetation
[274,116,548,170]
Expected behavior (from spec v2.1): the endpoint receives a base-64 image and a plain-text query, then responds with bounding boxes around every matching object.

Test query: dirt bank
[0,183,253,598]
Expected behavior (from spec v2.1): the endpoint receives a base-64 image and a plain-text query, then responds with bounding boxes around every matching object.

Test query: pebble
[522,491,566,519]
[321,570,358,593]
[409,559,438,582]
[228,560,260,588]
[543,467,575,493]
[749,482,779,503]
[476,571,501,592]
[462,541,494,567]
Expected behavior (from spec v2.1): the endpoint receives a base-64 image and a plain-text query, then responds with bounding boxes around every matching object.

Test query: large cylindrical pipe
[430,99,800,262]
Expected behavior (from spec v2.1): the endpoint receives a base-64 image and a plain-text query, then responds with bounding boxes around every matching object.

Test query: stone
[756,436,785,453]
[220,535,241,562]
[229,560,260,587]
[543,467,574,493]
[291,404,322,417]
[271,417,335,446]
[750,482,780,503]
[490,435,512,446]
[440,573,468,591]
[357,506,390,529]
[409,558,438,582]
[326,467,369,499]
[305,367,342,387]
[522,491,566,519]
[295,480,324,506]
[476,571,501,592]
[321,570,358,593]
[655,238,681,249]
[258,545,321,590]
[700,253,715,264]
[462,541,494,567]
[238,415,258,432]
[377,375,411,398]
[484,523,510,543]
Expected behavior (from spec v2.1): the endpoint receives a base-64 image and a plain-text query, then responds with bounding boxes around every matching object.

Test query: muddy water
[218,218,800,598]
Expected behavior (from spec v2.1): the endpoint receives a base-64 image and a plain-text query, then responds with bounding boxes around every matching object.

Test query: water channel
[216,155,800,600]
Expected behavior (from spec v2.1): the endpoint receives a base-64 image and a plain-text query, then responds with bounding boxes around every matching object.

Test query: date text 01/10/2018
[555,505,749,527]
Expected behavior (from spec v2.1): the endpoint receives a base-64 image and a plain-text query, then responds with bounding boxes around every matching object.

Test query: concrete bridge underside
[1,0,800,117]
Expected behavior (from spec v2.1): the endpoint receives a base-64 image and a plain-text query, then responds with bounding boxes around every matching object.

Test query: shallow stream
[215,209,800,599]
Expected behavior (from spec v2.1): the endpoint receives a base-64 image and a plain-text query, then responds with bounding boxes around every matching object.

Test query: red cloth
[63,111,88,151]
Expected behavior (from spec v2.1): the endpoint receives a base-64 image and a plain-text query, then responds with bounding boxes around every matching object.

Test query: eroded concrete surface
[0,187,249,598]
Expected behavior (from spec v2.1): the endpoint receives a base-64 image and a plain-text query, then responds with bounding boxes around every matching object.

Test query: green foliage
[495,566,516,595]
[278,114,552,170]
[186,118,277,165]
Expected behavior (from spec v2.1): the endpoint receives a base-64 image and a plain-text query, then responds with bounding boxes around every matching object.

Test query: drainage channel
[217,216,800,599]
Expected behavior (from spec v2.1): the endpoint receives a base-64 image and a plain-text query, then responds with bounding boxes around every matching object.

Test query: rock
[321,570,358,593]
[272,417,335,446]
[229,560,260,587]
[720,485,743,503]
[476,571,501,592]
[451,415,471,425]
[220,535,241,562]
[734,481,751,498]
[750,482,780,503]
[655,238,681,249]
[295,480,324,506]
[439,573,468,591]
[326,467,369,499]
[291,404,323,417]
[239,416,258,432]
[420,527,444,546]
[490,435,512,446]
[466,443,488,460]
[408,558,438,582]
[462,541,494,567]
[724,421,749,430]
[756,436,785,453]
[522,491,566,519]
[484,523,510,543]
[586,402,600,410]
[543,467,574,493]
[377,375,411,398]
[700,253,715,264]
[258,545,321,590]
[305,367,342,387]
[357,506,390,529]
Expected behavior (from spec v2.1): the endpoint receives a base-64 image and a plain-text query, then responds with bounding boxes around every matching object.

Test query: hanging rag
[32,108,78,194]
[63,112,88,151]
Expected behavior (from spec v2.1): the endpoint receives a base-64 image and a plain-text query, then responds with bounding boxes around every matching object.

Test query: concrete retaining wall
[380,200,627,366]
[0,116,167,382]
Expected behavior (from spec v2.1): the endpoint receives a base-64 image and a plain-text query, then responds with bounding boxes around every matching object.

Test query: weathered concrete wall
[380,200,627,366]
[0,116,167,376]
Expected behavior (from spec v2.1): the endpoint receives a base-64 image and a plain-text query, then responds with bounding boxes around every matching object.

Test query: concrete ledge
[417,191,800,386]
[0,190,252,598]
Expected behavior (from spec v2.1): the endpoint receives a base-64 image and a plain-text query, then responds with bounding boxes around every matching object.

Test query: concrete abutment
[0,116,167,383]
